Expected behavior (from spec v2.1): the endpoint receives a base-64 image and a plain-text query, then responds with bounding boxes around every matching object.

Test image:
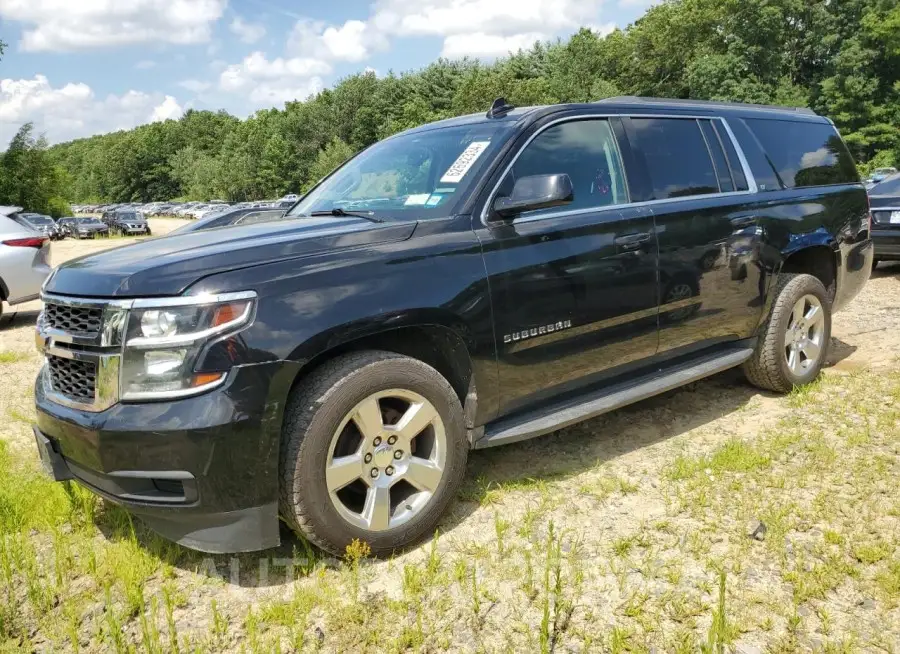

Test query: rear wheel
[743,273,831,393]
[279,351,468,556]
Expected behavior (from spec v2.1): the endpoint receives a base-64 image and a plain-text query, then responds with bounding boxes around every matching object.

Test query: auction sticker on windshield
[440,141,491,184]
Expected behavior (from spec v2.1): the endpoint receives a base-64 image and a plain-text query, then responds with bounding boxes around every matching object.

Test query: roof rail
[596,96,817,116]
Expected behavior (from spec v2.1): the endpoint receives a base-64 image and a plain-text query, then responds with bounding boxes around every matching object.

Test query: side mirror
[492,174,574,219]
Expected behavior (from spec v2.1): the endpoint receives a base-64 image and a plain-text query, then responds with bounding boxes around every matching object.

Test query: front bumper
[34,361,296,553]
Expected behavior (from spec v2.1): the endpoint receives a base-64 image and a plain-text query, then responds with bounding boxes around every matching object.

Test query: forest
[2,0,900,211]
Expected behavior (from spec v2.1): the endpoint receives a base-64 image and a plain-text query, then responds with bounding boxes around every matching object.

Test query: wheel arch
[779,241,839,301]
[285,317,480,431]
[0,275,8,301]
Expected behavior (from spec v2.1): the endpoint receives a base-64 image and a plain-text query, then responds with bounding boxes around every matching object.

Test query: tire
[279,350,468,556]
[743,273,832,393]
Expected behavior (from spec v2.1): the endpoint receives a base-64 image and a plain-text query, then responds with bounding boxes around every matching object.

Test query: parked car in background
[101,210,151,236]
[0,206,51,318]
[15,213,63,240]
[868,172,900,266]
[168,207,288,234]
[869,167,897,185]
[58,216,110,239]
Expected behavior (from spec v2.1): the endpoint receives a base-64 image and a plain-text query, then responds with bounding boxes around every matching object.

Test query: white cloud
[151,95,184,122]
[135,60,156,70]
[219,51,329,106]
[0,0,226,52]
[178,79,213,93]
[373,0,598,37]
[230,16,266,44]
[0,75,184,144]
[441,32,544,58]
[285,0,605,62]
[289,18,388,63]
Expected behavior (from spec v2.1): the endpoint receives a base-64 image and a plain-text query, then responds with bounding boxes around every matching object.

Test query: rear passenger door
[623,116,766,359]
[477,117,659,417]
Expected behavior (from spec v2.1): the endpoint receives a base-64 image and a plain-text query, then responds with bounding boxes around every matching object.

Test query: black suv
[33,98,872,555]
[101,210,151,236]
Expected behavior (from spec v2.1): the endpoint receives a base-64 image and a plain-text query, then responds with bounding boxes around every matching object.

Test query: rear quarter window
[745,119,859,189]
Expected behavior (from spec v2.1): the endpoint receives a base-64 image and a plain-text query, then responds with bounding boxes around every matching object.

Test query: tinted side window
[746,119,858,188]
[629,118,719,199]
[499,119,628,216]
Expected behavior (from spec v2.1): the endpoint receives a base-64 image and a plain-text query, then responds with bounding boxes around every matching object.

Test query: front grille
[44,302,103,336]
[47,355,97,403]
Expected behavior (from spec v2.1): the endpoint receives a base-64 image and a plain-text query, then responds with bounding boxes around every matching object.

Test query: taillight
[865,193,872,234]
[2,237,47,248]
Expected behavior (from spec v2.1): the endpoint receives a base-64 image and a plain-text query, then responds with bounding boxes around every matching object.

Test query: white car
[0,206,52,319]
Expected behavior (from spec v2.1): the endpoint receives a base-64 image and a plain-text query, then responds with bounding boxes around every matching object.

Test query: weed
[494,512,511,556]
[0,350,29,364]
[701,570,731,654]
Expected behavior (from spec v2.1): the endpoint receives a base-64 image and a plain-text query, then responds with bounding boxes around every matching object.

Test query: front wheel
[279,351,468,556]
[743,273,832,393]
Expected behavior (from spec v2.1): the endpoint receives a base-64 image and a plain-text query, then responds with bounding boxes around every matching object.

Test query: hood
[45,216,417,297]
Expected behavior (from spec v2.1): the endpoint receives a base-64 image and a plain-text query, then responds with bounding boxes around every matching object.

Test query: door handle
[615,232,652,249]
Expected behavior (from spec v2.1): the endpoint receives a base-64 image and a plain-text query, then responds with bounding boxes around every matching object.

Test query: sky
[0,0,656,146]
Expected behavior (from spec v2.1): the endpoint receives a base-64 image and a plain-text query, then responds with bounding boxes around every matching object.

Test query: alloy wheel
[325,389,446,532]
[784,294,825,376]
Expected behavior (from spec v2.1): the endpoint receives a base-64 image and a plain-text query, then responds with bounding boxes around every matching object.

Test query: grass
[0,365,897,650]
[0,351,30,365]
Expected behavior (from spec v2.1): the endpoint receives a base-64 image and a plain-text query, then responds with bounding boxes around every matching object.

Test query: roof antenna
[486,97,514,119]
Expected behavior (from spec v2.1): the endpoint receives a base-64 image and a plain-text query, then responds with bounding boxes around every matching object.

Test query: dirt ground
[0,230,898,652]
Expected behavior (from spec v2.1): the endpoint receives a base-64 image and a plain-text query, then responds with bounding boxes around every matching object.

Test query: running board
[475,347,754,449]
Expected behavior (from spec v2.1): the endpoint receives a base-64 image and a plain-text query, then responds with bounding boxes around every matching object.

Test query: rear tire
[743,273,831,393]
[279,351,468,556]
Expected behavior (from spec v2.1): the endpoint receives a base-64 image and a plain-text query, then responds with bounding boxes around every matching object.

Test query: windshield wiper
[307,208,384,223]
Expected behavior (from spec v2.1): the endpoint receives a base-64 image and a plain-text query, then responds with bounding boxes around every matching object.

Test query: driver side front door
[475,116,660,418]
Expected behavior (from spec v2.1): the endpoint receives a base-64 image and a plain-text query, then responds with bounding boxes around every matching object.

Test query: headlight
[120,291,256,400]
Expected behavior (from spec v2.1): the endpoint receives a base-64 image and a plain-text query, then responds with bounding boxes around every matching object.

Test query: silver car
[0,206,52,319]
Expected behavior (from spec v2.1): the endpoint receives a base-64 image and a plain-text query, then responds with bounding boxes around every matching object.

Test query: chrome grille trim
[37,294,129,412]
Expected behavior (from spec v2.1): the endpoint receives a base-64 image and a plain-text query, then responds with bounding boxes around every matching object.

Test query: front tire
[743,273,831,393]
[279,351,468,556]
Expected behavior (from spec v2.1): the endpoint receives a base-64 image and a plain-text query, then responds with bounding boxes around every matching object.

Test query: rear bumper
[833,238,873,312]
[33,361,297,553]
[872,229,900,260]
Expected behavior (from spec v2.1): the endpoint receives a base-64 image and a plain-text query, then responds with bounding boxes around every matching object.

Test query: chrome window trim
[480,113,760,225]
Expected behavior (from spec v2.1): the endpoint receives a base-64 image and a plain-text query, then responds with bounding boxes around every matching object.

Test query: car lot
[0,232,898,651]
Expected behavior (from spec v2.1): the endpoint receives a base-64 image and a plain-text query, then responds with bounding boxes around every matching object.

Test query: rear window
[745,119,858,189]
[871,174,900,196]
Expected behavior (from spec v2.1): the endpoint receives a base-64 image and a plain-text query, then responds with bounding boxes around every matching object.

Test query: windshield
[117,212,143,221]
[26,214,54,225]
[77,218,102,225]
[288,122,514,221]
[872,174,900,195]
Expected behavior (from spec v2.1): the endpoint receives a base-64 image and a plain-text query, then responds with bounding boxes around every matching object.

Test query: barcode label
[439,141,491,184]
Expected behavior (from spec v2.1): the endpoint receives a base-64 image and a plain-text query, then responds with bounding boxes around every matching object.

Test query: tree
[42,0,900,199]
[305,138,354,190]
[0,123,71,215]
